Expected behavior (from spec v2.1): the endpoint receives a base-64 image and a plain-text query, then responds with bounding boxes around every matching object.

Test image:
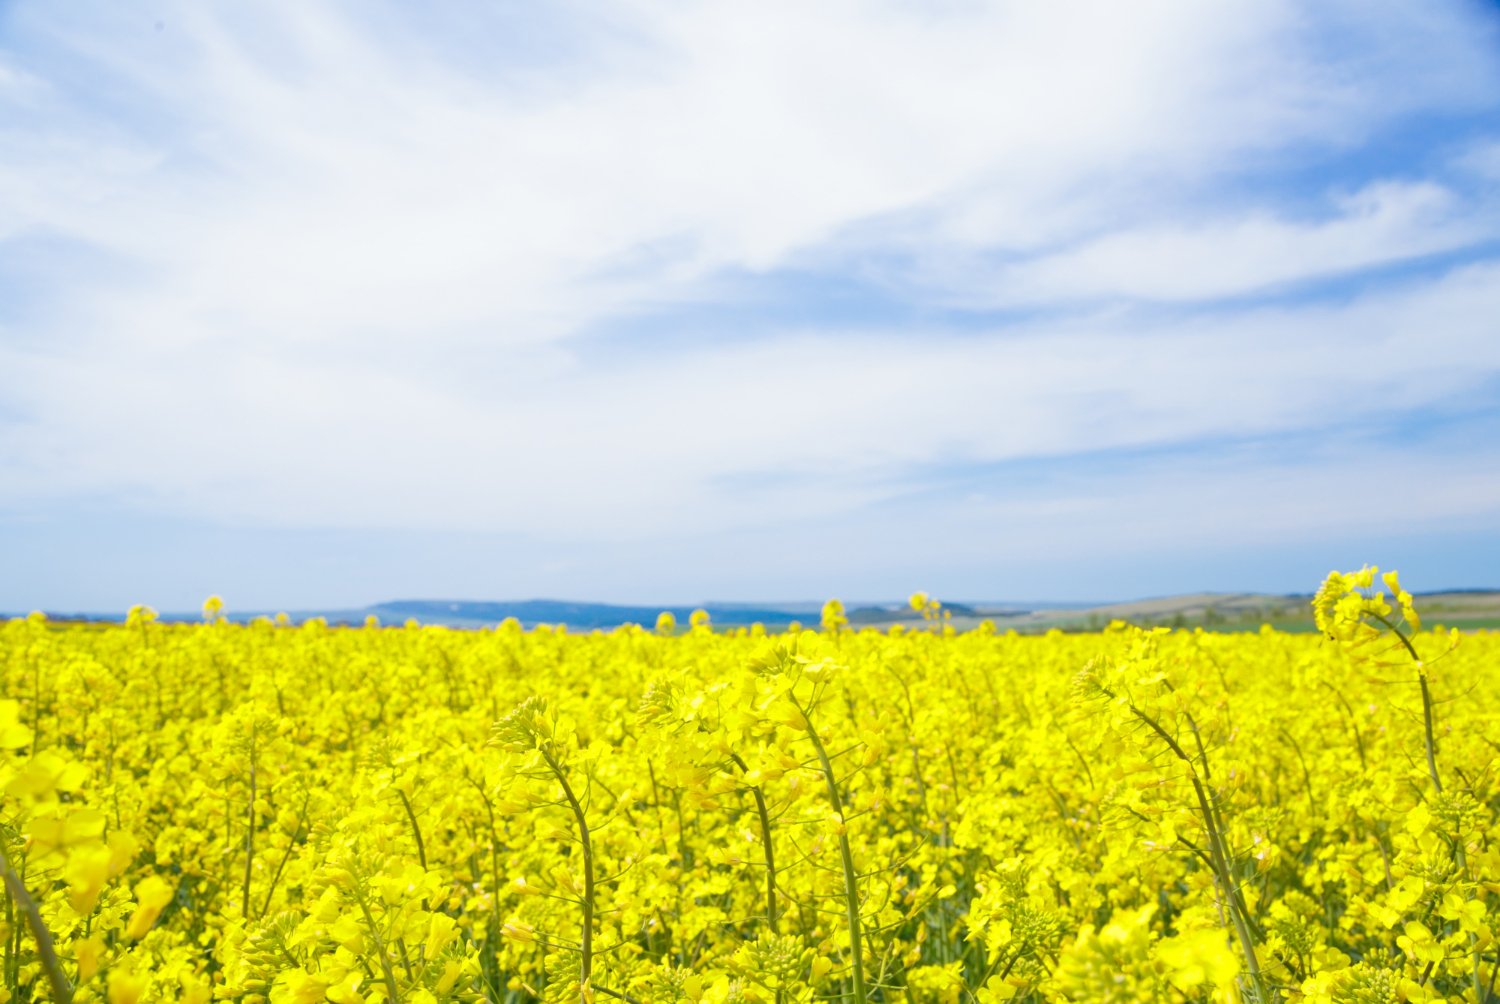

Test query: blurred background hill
[16,590,1499,632]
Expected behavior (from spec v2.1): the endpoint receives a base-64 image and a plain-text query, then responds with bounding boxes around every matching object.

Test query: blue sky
[3,1,1500,612]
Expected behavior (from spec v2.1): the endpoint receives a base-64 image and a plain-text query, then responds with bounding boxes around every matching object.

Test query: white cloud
[1,0,1499,559]
[5,0,1497,338]
[975,180,1490,304]
[4,258,1500,540]
[1458,140,1500,180]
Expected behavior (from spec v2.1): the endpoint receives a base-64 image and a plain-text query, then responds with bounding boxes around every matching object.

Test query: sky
[3,0,1500,613]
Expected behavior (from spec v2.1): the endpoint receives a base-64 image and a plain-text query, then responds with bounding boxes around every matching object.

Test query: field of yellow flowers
[0,568,1494,1004]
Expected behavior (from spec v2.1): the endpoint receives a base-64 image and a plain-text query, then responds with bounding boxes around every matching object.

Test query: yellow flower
[125,874,176,939]
[63,841,113,913]
[76,936,105,981]
[328,914,367,954]
[423,911,458,960]
[0,565,1495,1004]
[1156,928,1239,996]
[107,970,147,1004]
[0,700,33,749]
[325,970,365,1004]
[274,971,330,1004]
[502,918,537,944]
[28,814,106,873]
[1396,921,1445,965]
[434,960,463,995]
[8,751,89,797]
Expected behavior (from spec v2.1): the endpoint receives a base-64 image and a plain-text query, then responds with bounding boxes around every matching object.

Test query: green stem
[1128,706,1269,1003]
[395,788,428,871]
[5,889,16,996]
[259,796,310,918]
[1369,612,1439,792]
[727,752,779,933]
[1320,682,1367,771]
[1369,613,1475,996]
[543,749,595,1004]
[801,708,867,1004]
[242,733,257,920]
[352,883,401,1004]
[0,844,73,1004]
[1456,842,1485,1003]
[1276,727,1316,810]
[465,772,505,999]
[1418,674,1442,795]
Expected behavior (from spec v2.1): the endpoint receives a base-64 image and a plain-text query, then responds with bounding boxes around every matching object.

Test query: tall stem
[728,752,779,933]
[1189,772,1266,1003]
[0,846,71,1004]
[242,727,257,920]
[259,795,310,917]
[1374,614,1477,997]
[801,710,867,1004]
[395,788,427,871]
[1370,613,1440,793]
[1129,706,1269,1003]
[1418,675,1442,795]
[544,750,595,1004]
[465,773,505,998]
[351,882,401,1004]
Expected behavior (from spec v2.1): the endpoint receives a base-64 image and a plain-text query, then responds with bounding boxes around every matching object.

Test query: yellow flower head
[1312,565,1426,668]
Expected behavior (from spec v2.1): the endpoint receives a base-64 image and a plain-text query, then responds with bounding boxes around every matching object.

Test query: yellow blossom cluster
[0,571,1494,1004]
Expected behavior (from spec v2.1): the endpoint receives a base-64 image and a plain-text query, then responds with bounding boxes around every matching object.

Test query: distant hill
[367,599,809,629]
[12,589,1499,632]
[847,601,981,625]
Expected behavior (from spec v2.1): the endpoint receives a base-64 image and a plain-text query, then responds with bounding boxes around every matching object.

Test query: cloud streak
[2,0,1499,603]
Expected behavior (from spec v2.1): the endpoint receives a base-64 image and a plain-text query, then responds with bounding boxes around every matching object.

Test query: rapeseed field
[0,568,1493,1004]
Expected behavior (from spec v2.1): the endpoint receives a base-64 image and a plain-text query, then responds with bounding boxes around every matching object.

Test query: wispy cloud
[5,259,1498,534]
[977,180,1492,304]
[2,0,1499,605]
